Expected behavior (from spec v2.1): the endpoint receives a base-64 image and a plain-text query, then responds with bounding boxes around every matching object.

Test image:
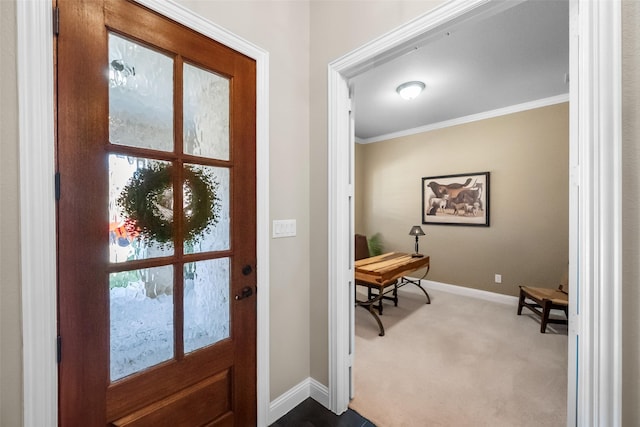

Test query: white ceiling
[352,0,569,142]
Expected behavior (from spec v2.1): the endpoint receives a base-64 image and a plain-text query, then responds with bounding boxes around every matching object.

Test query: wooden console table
[354,252,431,336]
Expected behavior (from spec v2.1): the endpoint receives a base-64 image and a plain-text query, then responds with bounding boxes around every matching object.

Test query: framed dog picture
[421,172,490,226]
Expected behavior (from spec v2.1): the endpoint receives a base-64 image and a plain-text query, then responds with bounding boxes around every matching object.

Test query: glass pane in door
[110,265,174,381]
[183,164,230,254]
[109,154,174,262]
[183,63,230,160]
[108,32,174,152]
[184,258,230,353]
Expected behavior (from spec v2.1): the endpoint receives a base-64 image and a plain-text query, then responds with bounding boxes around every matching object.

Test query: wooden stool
[517,285,568,333]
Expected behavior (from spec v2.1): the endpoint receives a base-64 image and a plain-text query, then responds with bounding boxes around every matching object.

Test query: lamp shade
[409,225,425,236]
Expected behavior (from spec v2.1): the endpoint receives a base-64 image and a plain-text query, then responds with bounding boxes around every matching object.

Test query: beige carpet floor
[349,286,567,427]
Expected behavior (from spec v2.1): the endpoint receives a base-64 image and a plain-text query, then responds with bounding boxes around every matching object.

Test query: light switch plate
[272,219,296,238]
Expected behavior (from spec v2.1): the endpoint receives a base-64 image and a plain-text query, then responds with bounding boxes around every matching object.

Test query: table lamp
[409,225,425,258]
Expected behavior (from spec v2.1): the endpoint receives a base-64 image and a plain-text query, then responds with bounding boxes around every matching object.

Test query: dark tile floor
[269,398,375,427]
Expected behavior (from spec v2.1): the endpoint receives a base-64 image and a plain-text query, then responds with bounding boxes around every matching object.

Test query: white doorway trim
[327,1,622,425]
[17,1,270,426]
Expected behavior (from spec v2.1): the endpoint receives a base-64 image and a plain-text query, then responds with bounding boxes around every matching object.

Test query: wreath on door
[117,163,220,246]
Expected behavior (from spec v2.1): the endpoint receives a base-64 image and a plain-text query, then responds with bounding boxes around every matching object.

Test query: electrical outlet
[494,274,502,284]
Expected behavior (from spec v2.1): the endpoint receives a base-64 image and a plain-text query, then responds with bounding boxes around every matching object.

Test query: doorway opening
[350,3,570,421]
[328,0,622,425]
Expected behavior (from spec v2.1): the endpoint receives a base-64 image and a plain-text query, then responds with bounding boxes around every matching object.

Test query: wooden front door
[56,0,257,425]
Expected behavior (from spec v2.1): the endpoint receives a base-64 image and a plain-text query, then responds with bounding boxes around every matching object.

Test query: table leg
[398,277,431,304]
[370,281,400,314]
[355,291,386,336]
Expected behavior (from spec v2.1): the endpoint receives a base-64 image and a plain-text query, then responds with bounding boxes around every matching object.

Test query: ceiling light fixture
[396,81,426,100]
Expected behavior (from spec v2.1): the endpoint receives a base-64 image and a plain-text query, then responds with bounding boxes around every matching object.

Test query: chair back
[354,234,370,261]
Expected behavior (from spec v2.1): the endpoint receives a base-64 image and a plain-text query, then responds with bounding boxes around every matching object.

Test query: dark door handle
[235,286,254,300]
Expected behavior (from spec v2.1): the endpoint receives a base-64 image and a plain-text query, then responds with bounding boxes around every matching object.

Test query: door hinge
[57,336,62,364]
[53,6,60,36]
[55,172,60,200]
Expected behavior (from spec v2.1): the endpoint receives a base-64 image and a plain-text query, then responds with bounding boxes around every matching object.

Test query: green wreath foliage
[117,162,220,246]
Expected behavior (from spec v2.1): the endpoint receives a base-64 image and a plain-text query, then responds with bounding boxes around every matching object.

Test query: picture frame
[422,172,490,226]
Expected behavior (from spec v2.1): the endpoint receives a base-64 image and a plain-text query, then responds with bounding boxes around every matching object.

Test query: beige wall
[0,0,22,426]
[355,143,367,236]
[622,1,640,425]
[355,103,570,296]
[0,1,638,425]
[308,0,446,387]
[176,0,312,400]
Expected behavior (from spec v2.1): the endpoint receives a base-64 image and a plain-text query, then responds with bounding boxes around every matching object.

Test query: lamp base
[411,253,424,258]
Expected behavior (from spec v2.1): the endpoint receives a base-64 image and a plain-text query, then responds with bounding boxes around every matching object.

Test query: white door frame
[327,0,622,425]
[17,1,270,426]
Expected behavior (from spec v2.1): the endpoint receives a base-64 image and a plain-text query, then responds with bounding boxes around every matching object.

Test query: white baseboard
[401,277,519,306]
[268,377,329,424]
[309,378,330,408]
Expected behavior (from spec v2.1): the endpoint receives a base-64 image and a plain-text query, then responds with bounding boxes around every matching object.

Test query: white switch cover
[495,274,502,284]
[272,219,296,238]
